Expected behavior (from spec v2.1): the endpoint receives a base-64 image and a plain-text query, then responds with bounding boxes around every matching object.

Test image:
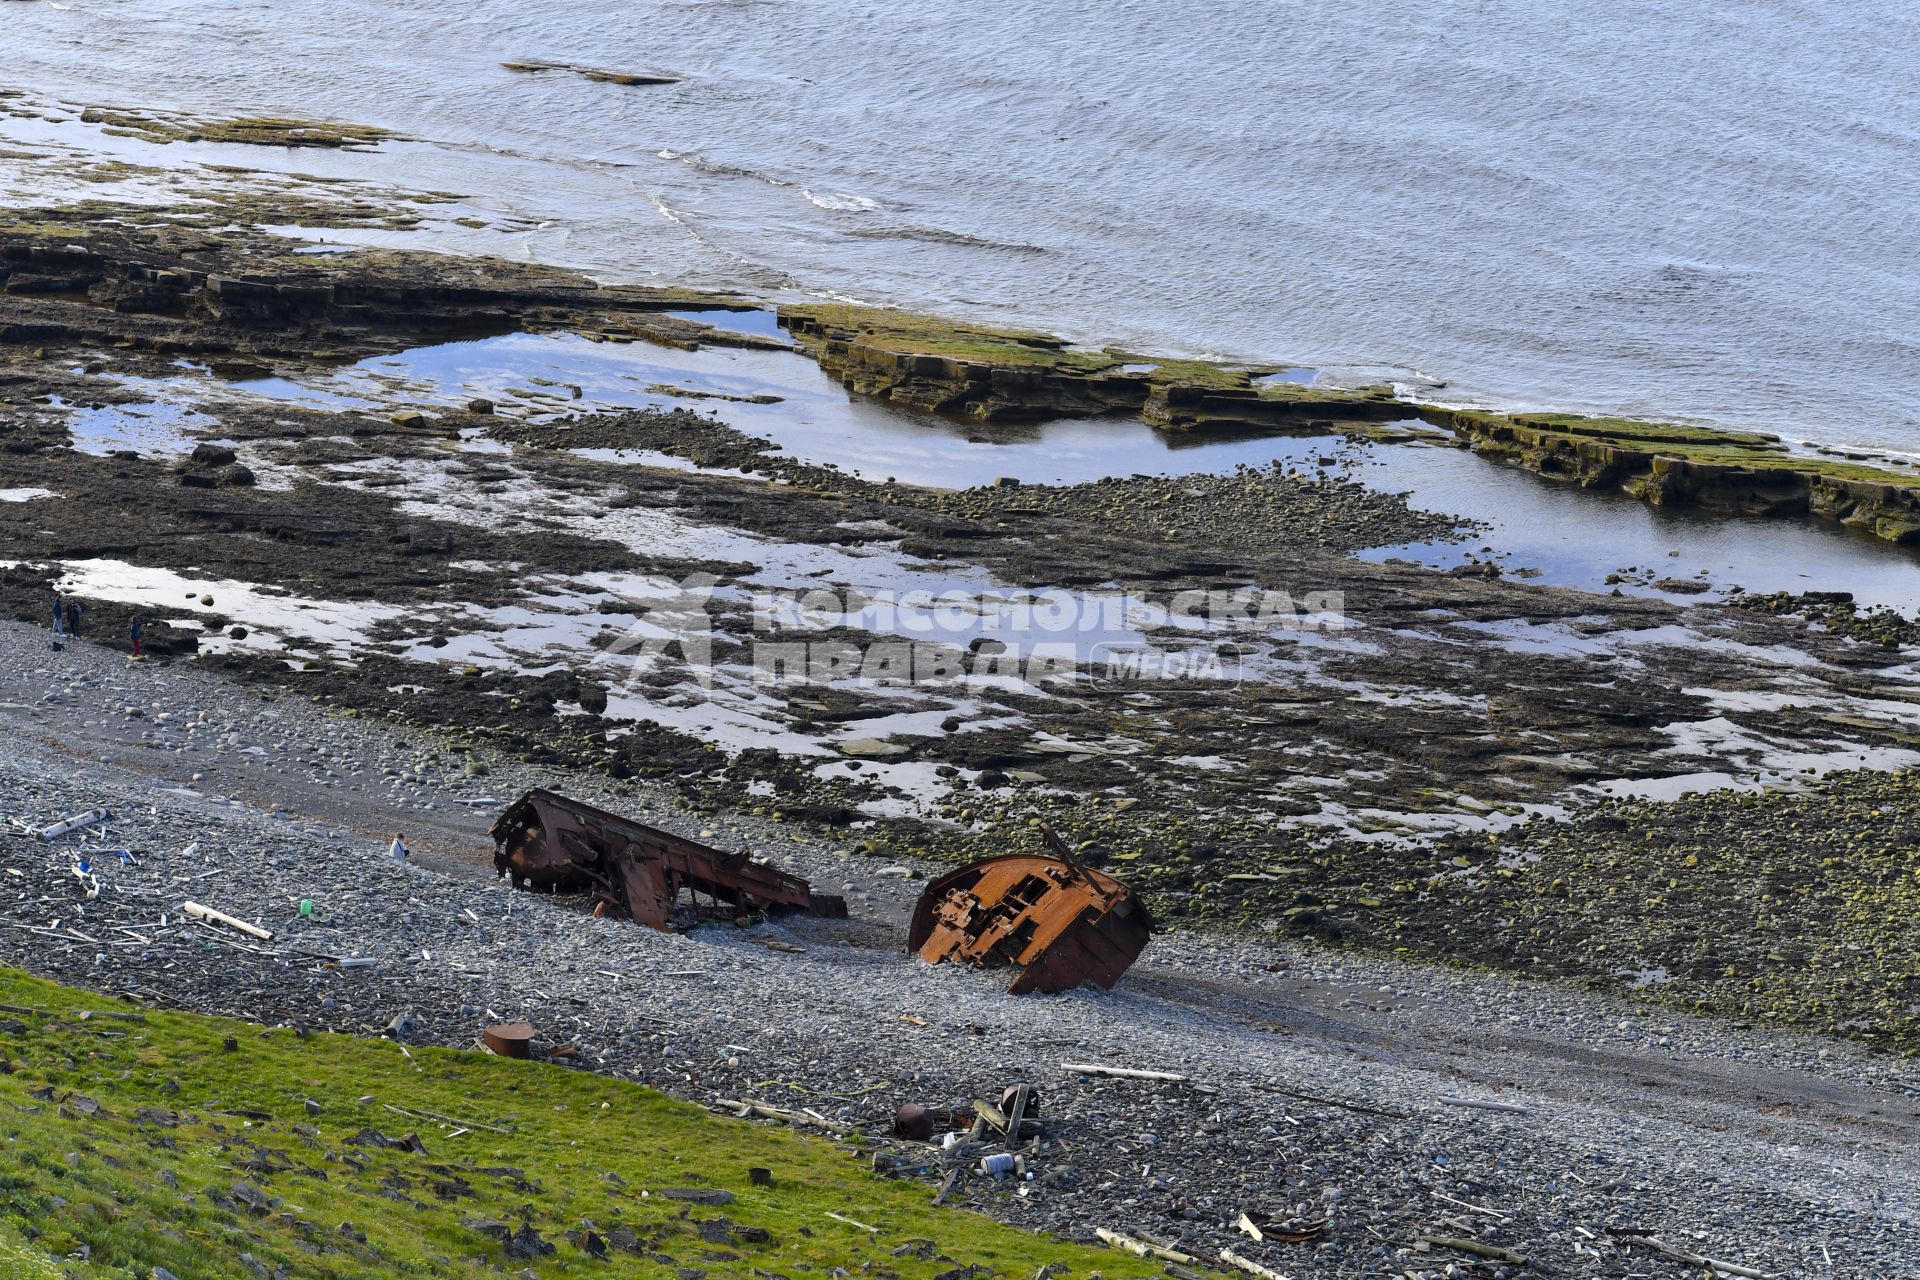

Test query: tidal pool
[153,327,1920,612]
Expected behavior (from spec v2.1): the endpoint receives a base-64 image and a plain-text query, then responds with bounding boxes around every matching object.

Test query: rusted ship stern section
[492,789,847,930]
[908,829,1152,994]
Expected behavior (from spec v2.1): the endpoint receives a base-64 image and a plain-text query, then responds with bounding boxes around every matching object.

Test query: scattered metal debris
[1062,1061,1185,1082]
[1218,1246,1295,1280]
[491,790,846,930]
[1438,1093,1532,1115]
[907,827,1152,993]
[1237,1211,1328,1244]
[893,1102,963,1141]
[886,1080,1049,1211]
[1097,1228,1198,1265]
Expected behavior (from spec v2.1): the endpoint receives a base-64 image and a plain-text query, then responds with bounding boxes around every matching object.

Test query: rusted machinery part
[482,1021,536,1059]
[999,1083,1041,1130]
[490,794,596,891]
[893,1102,952,1140]
[908,853,1152,994]
[492,789,846,932]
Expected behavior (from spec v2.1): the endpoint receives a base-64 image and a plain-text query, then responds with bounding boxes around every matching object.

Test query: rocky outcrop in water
[1421,407,1920,544]
[8,216,1920,545]
[778,304,1399,429]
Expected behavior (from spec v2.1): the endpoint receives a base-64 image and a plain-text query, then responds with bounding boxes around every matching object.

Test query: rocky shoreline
[6,206,1920,542]
[0,624,1912,1279]
[778,302,1920,544]
[2,217,1920,1055]
[0,54,1916,1277]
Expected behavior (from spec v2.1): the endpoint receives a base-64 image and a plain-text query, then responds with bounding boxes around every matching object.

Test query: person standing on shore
[129,616,144,659]
[50,594,62,632]
[64,599,82,637]
[51,598,65,650]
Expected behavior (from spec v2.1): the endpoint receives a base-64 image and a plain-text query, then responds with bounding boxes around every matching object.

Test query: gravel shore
[1,621,1913,1278]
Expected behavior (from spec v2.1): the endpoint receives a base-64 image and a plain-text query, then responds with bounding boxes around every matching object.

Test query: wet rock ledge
[778,302,1920,545]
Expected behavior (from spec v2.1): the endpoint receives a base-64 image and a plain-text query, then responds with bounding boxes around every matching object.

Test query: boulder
[839,737,909,759]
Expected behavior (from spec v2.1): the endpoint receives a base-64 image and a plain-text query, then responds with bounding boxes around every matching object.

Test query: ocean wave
[655,151,889,217]
[1794,439,1920,465]
[800,187,882,213]
[848,224,1046,254]
[636,186,798,289]
[655,148,791,187]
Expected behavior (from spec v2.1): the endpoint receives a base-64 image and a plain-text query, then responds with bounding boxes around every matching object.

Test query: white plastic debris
[38,808,111,841]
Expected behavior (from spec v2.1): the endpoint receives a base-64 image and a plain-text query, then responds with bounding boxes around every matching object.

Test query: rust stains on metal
[892,1102,957,1141]
[491,789,847,931]
[907,827,1152,994]
[482,1021,536,1059]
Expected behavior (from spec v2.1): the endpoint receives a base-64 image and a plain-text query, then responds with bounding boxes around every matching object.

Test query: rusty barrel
[482,1021,536,1059]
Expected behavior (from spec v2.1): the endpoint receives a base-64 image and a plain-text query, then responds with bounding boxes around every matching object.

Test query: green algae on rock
[905,769,1920,1056]
[778,303,1920,544]
[1420,406,1920,544]
[0,216,753,360]
[1724,587,1920,649]
[76,106,395,150]
[777,302,1399,428]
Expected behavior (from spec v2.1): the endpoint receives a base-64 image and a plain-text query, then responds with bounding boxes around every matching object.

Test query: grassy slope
[0,968,1157,1280]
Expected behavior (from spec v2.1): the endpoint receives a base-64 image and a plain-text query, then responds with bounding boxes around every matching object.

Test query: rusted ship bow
[908,830,1152,994]
[492,789,847,930]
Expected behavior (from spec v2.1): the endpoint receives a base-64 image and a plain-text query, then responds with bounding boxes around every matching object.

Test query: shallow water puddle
[603,677,838,757]
[218,372,376,412]
[204,328,1347,487]
[822,758,987,819]
[128,324,1920,610]
[1588,715,1920,801]
[1349,426,1920,612]
[663,307,789,342]
[1289,796,1569,843]
[566,445,755,478]
[224,330,801,423]
[1442,618,1828,671]
[42,558,402,657]
[60,398,214,457]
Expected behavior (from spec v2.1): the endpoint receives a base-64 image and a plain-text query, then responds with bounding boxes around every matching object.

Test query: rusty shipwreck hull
[907,843,1152,994]
[492,789,846,931]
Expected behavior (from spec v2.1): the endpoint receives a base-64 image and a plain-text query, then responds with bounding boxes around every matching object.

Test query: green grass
[0,967,1158,1279]
[0,1224,65,1280]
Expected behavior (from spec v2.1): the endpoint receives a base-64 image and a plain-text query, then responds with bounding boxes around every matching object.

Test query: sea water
[3,0,1916,451]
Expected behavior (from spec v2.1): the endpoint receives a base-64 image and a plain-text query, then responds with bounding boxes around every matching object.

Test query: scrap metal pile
[491,789,847,930]
[908,826,1153,994]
